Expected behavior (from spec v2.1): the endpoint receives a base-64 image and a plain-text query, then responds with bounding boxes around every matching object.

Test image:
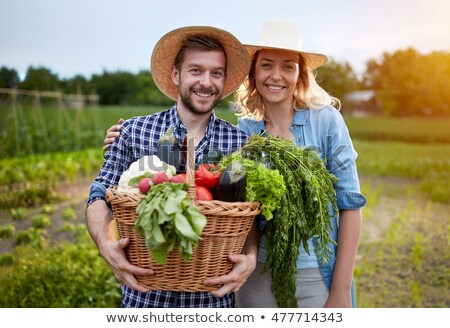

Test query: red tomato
[195,164,221,190]
[195,185,213,201]
[170,173,187,184]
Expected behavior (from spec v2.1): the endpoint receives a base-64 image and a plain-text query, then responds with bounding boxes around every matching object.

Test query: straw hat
[151,26,251,101]
[245,20,328,69]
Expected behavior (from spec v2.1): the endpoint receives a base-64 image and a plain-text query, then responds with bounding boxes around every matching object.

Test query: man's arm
[86,197,154,292]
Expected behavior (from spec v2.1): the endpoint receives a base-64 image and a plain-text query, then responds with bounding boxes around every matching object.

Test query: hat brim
[245,45,328,69]
[151,26,251,101]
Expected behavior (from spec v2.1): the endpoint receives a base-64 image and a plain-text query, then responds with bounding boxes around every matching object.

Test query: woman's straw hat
[245,20,328,69]
[151,26,251,101]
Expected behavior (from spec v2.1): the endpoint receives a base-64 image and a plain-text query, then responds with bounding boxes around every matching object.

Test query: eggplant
[215,162,246,202]
[157,127,184,173]
[200,150,223,165]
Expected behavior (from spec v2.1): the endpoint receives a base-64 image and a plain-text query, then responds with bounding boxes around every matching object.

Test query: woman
[233,20,366,308]
[103,20,366,308]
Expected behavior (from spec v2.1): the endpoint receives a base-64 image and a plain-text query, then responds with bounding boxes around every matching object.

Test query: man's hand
[86,199,153,293]
[203,252,257,297]
[100,237,154,293]
[203,224,259,297]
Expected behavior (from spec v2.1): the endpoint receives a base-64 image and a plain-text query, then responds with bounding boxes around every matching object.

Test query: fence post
[11,88,20,154]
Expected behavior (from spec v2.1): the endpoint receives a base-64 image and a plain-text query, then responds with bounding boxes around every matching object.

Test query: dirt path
[0,177,92,253]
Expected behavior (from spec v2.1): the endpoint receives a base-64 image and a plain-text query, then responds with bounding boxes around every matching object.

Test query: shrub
[0,253,14,266]
[15,227,47,248]
[41,204,56,214]
[62,207,77,221]
[31,214,51,229]
[60,222,75,232]
[0,233,121,307]
[10,207,27,220]
[0,223,15,239]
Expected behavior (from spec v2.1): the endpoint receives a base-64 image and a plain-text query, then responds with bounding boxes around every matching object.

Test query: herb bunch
[241,134,339,307]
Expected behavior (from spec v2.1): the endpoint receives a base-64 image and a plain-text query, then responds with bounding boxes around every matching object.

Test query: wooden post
[11,88,20,154]
[76,84,83,110]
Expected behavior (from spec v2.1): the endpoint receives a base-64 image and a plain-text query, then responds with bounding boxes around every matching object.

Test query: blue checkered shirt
[95,104,247,189]
[91,104,247,308]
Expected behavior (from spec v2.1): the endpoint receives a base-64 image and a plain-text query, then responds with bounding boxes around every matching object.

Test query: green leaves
[241,134,338,307]
[135,183,206,264]
[220,155,285,221]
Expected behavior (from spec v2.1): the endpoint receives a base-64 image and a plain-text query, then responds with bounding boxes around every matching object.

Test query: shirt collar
[168,103,218,141]
[292,108,308,126]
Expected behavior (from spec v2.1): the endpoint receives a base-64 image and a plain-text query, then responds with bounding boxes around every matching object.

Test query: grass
[354,140,450,203]
[345,116,450,144]
[355,179,450,307]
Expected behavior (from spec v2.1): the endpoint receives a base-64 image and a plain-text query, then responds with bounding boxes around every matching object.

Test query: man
[86,26,258,308]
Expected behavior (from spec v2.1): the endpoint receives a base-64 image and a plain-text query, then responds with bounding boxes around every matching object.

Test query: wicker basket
[106,138,260,292]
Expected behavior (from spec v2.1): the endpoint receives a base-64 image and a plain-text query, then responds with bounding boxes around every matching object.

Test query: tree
[0,66,20,88]
[134,70,172,106]
[90,70,138,105]
[19,66,60,91]
[60,74,92,95]
[363,48,450,116]
[315,59,361,113]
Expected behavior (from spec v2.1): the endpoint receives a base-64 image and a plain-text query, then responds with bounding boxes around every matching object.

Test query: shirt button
[296,138,301,142]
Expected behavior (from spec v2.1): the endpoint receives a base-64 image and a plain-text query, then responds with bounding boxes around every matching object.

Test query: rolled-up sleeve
[86,120,133,207]
[325,110,367,210]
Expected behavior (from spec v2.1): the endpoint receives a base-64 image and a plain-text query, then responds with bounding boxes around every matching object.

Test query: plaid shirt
[95,104,247,189]
[121,285,234,308]
[92,104,247,308]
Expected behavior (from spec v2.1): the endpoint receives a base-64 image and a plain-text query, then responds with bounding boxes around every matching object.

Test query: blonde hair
[235,51,340,120]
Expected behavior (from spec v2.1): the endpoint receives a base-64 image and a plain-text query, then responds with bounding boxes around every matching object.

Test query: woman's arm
[324,209,362,307]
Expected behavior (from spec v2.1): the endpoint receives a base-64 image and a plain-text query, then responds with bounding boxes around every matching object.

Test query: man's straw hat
[245,20,328,69]
[151,26,251,101]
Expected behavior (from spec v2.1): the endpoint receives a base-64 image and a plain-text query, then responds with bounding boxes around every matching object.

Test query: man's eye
[212,72,224,78]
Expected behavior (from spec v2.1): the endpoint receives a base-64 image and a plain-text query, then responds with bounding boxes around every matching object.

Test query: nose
[270,67,281,81]
[199,73,212,87]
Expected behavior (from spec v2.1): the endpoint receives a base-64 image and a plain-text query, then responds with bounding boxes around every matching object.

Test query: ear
[171,65,180,86]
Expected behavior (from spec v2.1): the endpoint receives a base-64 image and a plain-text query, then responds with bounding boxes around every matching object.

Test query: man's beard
[179,87,221,115]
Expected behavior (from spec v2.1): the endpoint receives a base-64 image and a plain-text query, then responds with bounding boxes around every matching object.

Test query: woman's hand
[103,118,124,152]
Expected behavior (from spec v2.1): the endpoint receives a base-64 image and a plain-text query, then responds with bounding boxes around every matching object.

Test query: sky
[1,0,449,80]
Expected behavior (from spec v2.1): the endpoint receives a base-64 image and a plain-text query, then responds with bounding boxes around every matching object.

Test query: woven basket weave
[106,139,260,292]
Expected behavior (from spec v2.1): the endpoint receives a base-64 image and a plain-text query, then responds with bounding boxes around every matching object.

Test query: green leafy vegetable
[239,133,339,307]
[220,153,285,220]
[135,183,207,264]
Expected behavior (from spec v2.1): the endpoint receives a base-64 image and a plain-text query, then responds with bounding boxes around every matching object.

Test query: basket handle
[185,133,197,203]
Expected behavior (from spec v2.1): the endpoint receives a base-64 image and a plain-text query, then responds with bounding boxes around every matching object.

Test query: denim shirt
[237,106,366,306]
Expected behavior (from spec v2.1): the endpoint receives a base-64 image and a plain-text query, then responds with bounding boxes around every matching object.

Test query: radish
[152,171,169,185]
[138,177,152,194]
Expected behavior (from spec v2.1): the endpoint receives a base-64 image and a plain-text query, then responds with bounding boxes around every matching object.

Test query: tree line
[1,48,449,116]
